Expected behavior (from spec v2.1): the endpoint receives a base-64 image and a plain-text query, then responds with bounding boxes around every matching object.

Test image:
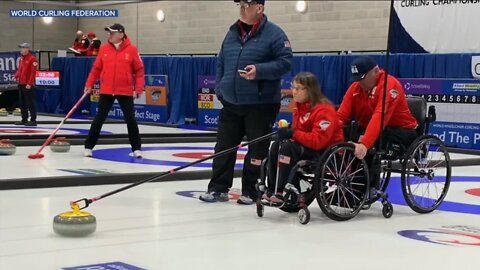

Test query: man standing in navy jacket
[200,0,293,204]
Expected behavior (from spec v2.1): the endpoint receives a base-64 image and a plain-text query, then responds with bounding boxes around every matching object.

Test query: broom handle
[34,92,88,154]
[76,130,278,209]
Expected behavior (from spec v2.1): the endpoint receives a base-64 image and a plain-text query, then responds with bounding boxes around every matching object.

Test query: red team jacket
[337,70,418,149]
[85,36,144,96]
[291,102,344,151]
[14,52,38,86]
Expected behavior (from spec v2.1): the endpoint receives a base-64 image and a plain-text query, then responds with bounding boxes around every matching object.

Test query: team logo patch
[351,65,359,74]
[390,89,399,99]
[319,120,331,130]
[301,112,311,123]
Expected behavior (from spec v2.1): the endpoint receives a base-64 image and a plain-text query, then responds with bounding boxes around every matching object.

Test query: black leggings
[266,140,317,194]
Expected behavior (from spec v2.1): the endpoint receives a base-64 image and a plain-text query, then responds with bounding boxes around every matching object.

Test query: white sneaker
[133,150,142,158]
[84,149,93,157]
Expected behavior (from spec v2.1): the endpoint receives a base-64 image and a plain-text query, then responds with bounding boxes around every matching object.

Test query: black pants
[18,84,37,122]
[85,94,141,151]
[207,101,280,199]
[267,140,317,194]
[347,125,418,188]
[344,124,418,150]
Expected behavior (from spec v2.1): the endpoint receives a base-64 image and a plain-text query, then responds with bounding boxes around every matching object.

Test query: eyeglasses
[237,2,257,8]
[290,86,307,91]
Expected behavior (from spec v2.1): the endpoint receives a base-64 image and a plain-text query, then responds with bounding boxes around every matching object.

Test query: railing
[35,49,387,71]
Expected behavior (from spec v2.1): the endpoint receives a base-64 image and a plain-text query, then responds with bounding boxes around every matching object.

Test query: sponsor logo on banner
[398,225,480,247]
[394,1,480,53]
[0,52,21,84]
[471,56,480,79]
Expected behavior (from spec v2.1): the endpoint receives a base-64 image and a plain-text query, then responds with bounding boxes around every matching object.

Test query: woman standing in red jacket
[84,23,145,158]
[263,72,344,203]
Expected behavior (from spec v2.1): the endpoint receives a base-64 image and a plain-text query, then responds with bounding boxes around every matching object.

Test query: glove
[277,128,294,140]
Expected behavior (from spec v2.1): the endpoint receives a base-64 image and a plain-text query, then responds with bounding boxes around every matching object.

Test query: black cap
[104,23,125,33]
[350,56,377,82]
[18,42,31,49]
[234,0,265,5]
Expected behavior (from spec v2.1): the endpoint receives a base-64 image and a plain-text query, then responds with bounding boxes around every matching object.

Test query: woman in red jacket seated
[263,72,344,204]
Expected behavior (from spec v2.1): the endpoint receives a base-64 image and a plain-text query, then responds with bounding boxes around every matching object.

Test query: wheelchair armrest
[427,105,436,123]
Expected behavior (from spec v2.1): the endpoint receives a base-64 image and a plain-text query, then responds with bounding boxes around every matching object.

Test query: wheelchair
[255,96,451,224]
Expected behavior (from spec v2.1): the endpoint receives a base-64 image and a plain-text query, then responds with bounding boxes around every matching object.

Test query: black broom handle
[75,131,278,209]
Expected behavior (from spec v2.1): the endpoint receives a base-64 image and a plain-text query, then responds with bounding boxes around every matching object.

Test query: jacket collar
[108,35,131,51]
[230,14,268,39]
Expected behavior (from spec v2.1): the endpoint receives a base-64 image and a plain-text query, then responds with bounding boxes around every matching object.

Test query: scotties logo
[398,225,480,247]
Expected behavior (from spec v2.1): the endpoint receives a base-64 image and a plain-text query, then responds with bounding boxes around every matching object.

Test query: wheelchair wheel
[279,190,315,213]
[314,143,370,221]
[298,207,310,225]
[401,135,451,214]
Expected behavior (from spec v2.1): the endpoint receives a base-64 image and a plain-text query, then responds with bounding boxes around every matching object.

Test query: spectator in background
[14,43,38,126]
[71,30,89,56]
[86,32,101,56]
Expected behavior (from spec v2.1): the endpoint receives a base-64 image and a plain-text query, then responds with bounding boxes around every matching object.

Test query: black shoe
[25,121,37,126]
[14,121,27,125]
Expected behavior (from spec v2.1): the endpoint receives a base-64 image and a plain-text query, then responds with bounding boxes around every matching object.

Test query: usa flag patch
[279,155,291,164]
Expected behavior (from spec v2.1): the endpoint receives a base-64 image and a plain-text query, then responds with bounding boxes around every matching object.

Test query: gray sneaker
[236,195,254,205]
[199,192,229,202]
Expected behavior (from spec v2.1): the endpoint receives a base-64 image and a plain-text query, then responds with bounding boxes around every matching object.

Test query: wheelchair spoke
[333,153,339,178]
[343,185,362,203]
[326,164,338,181]
[344,167,365,180]
[340,154,356,180]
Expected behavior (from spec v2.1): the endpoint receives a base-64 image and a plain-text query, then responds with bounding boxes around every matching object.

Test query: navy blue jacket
[216,15,293,105]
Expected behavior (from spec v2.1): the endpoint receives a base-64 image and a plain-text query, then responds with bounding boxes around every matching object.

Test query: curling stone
[0,139,16,155]
[0,108,7,116]
[53,202,96,237]
[50,137,71,153]
[13,108,21,116]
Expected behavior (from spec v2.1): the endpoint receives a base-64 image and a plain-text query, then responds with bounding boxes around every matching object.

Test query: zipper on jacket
[112,49,117,96]
[233,44,243,104]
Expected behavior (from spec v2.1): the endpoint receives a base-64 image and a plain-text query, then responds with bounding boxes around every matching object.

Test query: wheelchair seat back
[406,95,427,135]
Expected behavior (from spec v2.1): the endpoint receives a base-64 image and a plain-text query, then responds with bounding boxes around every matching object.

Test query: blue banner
[429,121,480,149]
[400,78,480,149]
[90,75,169,123]
[196,75,293,128]
[0,52,20,84]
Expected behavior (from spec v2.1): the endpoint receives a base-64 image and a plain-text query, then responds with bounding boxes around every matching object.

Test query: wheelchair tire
[401,135,451,214]
[314,143,370,221]
[279,191,315,213]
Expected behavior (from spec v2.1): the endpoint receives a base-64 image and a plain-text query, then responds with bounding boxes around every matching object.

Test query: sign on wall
[90,75,169,123]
